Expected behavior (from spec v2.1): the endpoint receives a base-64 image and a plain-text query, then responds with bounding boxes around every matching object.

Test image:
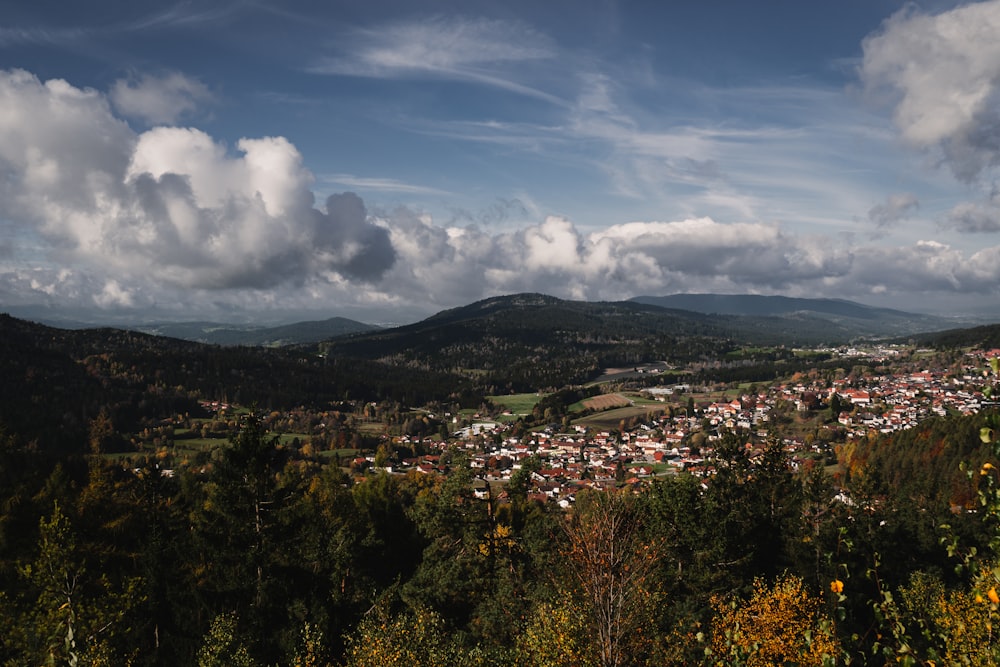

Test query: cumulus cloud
[0,68,395,299]
[375,205,1000,314]
[5,66,1000,321]
[369,211,857,308]
[868,192,919,228]
[944,196,1000,233]
[844,240,1000,294]
[110,72,214,125]
[861,1,1000,182]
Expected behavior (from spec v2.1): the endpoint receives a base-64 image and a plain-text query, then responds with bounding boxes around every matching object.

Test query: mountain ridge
[630,293,962,337]
[129,316,380,346]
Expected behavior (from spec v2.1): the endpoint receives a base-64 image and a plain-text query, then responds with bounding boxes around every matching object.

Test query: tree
[197,612,258,667]
[342,600,461,667]
[187,412,292,662]
[707,574,838,666]
[402,455,491,630]
[562,490,660,667]
[516,591,596,667]
[13,502,143,665]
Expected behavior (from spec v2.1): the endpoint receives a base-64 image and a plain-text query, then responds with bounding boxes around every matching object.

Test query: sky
[2,0,1000,325]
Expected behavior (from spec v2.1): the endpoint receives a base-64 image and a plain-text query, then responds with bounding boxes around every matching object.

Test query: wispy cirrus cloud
[0,2,238,48]
[309,15,564,104]
[0,25,90,47]
[320,173,453,196]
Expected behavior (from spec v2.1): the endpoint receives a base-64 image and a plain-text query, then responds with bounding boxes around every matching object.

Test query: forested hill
[315,292,975,387]
[130,316,379,346]
[631,293,956,338]
[0,314,473,454]
[907,322,1000,350]
[311,292,954,393]
[839,413,992,509]
[314,293,736,392]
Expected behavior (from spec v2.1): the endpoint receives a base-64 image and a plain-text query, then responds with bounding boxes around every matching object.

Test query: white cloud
[320,173,452,196]
[94,279,137,308]
[0,68,395,299]
[309,16,562,104]
[370,211,857,309]
[355,16,553,70]
[861,1,1000,182]
[110,72,214,125]
[4,65,1000,322]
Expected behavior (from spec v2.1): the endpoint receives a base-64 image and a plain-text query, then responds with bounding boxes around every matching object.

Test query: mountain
[313,292,994,391]
[630,293,959,338]
[129,316,379,346]
[314,293,745,392]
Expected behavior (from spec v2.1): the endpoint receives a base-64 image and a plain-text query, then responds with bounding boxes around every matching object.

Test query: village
[351,346,1000,506]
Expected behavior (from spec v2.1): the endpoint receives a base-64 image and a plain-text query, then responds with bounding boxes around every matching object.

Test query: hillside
[906,322,1000,350]
[0,314,472,454]
[314,292,961,393]
[131,316,379,346]
[631,293,957,339]
[315,293,745,392]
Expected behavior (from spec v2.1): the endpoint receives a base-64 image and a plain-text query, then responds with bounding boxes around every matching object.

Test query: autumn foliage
[707,574,838,666]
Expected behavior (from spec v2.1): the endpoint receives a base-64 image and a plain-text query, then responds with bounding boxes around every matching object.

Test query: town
[182,344,1000,507]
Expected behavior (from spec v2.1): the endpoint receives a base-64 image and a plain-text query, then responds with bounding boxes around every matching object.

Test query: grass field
[572,404,665,430]
[489,392,546,415]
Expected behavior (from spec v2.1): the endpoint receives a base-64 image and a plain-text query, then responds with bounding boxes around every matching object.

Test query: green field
[488,392,546,416]
[572,404,665,430]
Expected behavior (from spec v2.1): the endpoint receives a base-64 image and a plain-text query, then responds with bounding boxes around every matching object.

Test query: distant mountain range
[630,293,967,339]
[300,292,996,391]
[129,317,380,346]
[3,293,999,451]
[4,293,982,350]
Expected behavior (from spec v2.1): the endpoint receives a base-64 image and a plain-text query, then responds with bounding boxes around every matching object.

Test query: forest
[2,407,1000,666]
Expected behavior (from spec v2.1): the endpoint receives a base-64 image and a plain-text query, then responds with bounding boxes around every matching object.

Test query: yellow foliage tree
[898,570,999,665]
[342,602,460,667]
[707,574,838,666]
[516,592,597,667]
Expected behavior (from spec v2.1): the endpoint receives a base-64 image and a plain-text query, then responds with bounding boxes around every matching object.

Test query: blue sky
[2,0,1000,324]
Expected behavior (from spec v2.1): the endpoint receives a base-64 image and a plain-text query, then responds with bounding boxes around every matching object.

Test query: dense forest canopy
[3,308,1000,665]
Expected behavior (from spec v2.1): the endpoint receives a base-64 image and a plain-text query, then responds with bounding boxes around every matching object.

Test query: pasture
[572,404,665,431]
[488,392,546,417]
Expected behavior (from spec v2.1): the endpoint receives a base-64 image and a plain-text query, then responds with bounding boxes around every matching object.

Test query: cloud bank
[2,65,1000,322]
